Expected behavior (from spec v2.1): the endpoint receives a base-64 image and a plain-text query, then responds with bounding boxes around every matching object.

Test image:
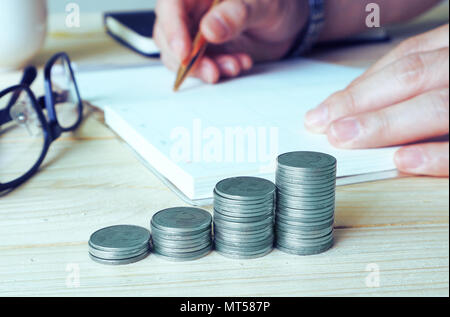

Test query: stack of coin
[275,151,337,255]
[89,225,151,265]
[213,177,276,259]
[151,207,213,261]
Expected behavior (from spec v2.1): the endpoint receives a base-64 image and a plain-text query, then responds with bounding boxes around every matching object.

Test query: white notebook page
[77,59,399,200]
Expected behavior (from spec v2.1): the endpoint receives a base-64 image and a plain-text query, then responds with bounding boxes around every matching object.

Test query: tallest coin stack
[275,151,337,255]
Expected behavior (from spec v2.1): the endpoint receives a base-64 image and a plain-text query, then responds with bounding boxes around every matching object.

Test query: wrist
[285,0,326,58]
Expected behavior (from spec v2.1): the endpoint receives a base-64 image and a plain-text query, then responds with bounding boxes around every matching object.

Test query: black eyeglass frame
[0,52,83,191]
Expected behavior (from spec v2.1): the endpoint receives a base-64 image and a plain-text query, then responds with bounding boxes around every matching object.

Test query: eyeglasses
[0,52,83,192]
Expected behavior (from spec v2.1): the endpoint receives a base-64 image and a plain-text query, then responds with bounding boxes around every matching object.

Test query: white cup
[0,0,48,71]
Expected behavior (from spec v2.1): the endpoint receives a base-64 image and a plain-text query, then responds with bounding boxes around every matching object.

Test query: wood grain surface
[0,11,448,297]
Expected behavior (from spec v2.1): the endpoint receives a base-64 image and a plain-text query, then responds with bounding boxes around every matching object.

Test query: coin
[89,249,150,265]
[276,239,334,256]
[277,151,337,172]
[213,177,275,259]
[89,225,151,252]
[215,177,276,201]
[150,207,213,261]
[151,207,212,233]
[215,244,274,259]
[154,245,212,262]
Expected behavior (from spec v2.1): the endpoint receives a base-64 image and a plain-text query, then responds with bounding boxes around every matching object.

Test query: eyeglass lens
[50,56,80,129]
[0,88,45,184]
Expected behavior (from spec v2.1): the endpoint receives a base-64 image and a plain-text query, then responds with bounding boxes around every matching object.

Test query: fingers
[361,24,449,80]
[154,0,256,84]
[305,47,449,133]
[395,142,449,177]
[201,0,276,44]
[326,88,449,149]
[213,53,253,77]
[154,0,194,62]
[190,57,221,83]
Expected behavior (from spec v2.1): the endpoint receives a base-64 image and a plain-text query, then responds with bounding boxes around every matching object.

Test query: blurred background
[1,0,447,71]
[48,0,157,12]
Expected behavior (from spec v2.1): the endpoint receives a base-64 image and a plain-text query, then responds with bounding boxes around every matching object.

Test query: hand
[154,0,309,83]
[305,24,449,177]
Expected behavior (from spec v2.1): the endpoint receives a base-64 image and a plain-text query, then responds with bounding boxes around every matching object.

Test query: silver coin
[89,225,151,253]
[276,239,333,256]
[214,197,275,209]
[275,236,333,249]
[276,209,334,221]
[277,167,336,178]
[215,244,273,259]
[276,180,335,191]
[214,224,273,236]
[276,209,335,220]
[277,197,335,209]
[152,232,211,244]
[214,231,275,244]
[277,151,337,171]
[276,221,334,233]
[152,235,212,249]
[276,226,333,239]
[214,230,273,243]
[276,181,336,191]
[214,216,274,230]
[214,204,274,217]
[214,210,273,223]
[276,185,336,195]
[214,238,273,251]
[153,240,212,254]
[214,240,273,253]
[276,176,336,188]
[214,209,274,220]
[276,214,334,227]
[275,219,333,229]
[215,177,276,201]
[276,183,335,195]
[276,230,333,245]
[277,195,335,207]
[151,207,212,233]
[214,190,275,205]
[277,191,335,202]
[277,231,333,245]
[89,243,150,260]
[150,226,211,240]
[276,167,336,177]
[276,203,335,214]
[89,249,150,265]
[154,245,212,262]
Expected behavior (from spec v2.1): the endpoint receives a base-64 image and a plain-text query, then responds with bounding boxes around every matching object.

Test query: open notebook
[76,59,399,204]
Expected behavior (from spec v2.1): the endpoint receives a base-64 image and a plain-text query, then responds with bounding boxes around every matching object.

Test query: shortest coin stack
[151,207,213,261]
[214,176,276,259]
[89,225,151,265]
[275,151,337,256]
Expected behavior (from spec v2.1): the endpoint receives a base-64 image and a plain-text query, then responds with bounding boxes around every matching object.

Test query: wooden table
[0,11,448,297]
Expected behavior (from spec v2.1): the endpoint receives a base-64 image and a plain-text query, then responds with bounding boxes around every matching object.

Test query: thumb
[200,0,274,44]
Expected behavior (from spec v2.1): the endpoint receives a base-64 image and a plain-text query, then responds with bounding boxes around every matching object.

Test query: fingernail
[223,61,237,75]
[330,117,360,143]
[170,39,186,60]
[396,147,425,170]
[210,13,230,40]
[202,64,216,83]
[305,104,329,131]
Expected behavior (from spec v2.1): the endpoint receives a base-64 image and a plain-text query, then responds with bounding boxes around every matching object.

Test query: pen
[173,0,221,92]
